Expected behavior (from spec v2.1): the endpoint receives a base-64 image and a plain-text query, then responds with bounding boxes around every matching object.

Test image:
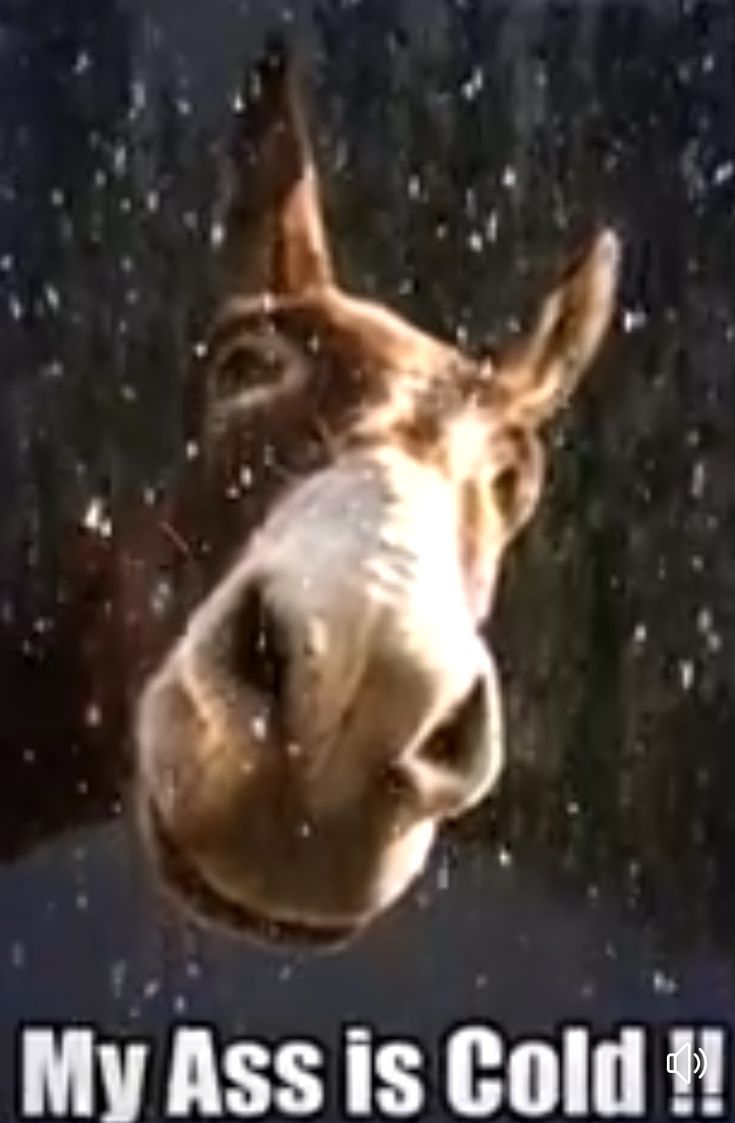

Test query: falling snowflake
[622,307,647,333]
[652,968,678,996]
[461,67,484,103]
[713,160,734,186]
[679,660,695,692]
[501,165,517,190]
[82,497,112,538]
[73,50,92,76]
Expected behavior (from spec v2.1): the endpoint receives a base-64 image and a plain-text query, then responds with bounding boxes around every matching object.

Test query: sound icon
[666,1041,708,1085]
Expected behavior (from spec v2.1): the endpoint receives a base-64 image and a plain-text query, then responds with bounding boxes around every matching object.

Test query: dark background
[1,1,735,1119]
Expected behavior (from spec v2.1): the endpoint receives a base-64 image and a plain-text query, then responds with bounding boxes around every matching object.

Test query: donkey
[136,40,620,947]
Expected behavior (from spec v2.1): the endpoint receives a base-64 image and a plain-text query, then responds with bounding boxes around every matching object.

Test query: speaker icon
[666,1042,708,1085]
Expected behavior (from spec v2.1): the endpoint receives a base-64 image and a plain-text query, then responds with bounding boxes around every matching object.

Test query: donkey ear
[219,36,334,297]
[492,229,621,426]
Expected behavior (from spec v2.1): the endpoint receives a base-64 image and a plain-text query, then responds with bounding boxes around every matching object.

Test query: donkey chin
[134,38,620,948]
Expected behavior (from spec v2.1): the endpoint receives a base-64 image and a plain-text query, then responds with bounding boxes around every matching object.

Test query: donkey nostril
[402,666,502,818]
[419,676,488,781]
[228,583,289,708]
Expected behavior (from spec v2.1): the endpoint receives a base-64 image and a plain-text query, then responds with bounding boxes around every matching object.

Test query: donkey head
[136,41,620,946]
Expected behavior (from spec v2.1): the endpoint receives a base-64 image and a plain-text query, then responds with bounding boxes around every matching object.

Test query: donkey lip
[145,796,359,951]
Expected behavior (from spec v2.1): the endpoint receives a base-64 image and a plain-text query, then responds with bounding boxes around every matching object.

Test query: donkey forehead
[202,448,483,653]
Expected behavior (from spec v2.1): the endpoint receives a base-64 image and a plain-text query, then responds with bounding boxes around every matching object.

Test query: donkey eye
[207,329,311,433]
[214,340,284,401]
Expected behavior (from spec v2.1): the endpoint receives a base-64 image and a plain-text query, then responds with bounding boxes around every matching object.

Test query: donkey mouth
[144,795,360,951]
